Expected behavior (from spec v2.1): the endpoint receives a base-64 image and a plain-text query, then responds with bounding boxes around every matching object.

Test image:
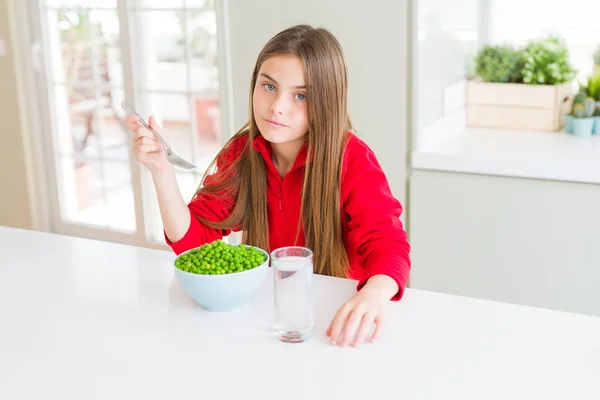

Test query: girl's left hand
[326,285,388,347]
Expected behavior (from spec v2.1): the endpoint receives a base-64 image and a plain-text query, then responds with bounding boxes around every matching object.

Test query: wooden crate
[466,80,575,131]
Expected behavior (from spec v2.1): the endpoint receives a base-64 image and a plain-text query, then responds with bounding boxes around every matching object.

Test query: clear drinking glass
[271,246,314,343]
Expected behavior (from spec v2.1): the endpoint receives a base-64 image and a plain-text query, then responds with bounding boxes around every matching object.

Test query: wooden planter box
[466,80,575,131]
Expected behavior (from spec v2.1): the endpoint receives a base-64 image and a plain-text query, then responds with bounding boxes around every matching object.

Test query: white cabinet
[409,169,600,317]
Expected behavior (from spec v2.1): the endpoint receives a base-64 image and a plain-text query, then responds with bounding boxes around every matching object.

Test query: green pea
[175,240,267,275]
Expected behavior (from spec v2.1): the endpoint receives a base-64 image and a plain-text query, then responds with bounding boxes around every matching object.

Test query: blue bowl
[173,246,269,312]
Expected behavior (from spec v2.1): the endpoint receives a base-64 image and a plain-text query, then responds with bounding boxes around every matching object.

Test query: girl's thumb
[148,116,159,130]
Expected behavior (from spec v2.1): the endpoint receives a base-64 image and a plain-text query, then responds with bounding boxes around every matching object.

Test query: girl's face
[253,54,309,146]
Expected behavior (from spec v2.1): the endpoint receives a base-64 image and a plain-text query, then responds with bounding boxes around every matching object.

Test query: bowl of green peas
[173,240,269,312]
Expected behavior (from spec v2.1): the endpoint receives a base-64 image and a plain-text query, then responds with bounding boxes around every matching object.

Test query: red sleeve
[343,137,411,301]
[165,135,248,255]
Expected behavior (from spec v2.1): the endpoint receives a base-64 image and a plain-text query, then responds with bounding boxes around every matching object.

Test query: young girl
[126,24,411,347]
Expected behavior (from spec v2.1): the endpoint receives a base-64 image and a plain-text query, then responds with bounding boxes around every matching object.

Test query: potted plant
[582,74,600,134]
[71,116,93,210]
[593,45,600,77]
[467,36,576,132]
[59,9,116,210]
[174,6,221,142]
[565,94,596,137]
[473,44,524,84]
[59,9,95,211]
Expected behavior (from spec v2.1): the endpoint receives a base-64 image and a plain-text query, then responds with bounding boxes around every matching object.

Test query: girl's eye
[263,83,276,92]
[295,93,306,101]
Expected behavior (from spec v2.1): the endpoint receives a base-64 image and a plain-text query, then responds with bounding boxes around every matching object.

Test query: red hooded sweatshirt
[166,132,411,300]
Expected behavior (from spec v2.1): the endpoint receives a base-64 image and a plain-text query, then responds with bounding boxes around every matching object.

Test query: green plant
[474,44,524,83]
[572,103,585,118]
[521,37,575,85]
[574,90,588,104]
[572,95,596,118]
[584,75,600,101]
[575,76,600,116]
[584,97,596,117]
[594,46,600,65]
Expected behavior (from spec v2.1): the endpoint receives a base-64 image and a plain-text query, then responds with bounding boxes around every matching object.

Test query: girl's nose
[269,95,286,115]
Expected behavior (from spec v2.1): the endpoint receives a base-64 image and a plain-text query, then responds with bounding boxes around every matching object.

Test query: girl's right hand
[126,114,172,175]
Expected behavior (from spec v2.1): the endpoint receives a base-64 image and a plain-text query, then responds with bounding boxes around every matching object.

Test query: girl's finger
[125,114,141,131]
[136,143,161,153]
[133,127,158,142]
[353,313,376,347]
[369,315,384,343]
[341,308,364,346]
[328,303,352,345]
[148,116,161,131]
[135,136,158,146]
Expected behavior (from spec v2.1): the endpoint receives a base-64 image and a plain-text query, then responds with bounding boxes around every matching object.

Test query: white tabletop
[1,226,599,399]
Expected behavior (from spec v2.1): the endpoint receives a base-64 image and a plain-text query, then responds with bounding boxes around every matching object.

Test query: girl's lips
[265,119,287,127]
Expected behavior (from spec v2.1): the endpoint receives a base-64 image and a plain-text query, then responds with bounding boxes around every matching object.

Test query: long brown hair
[194,25,352,278]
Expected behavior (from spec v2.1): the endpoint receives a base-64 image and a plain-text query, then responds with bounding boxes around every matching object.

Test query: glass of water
[271,246,314,343]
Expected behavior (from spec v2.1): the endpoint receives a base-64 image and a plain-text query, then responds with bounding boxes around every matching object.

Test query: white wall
[0,1,40,230]
[409,169,600,317]
[225,0,409,207]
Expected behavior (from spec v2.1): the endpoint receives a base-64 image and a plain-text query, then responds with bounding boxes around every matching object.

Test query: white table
[1,226,599,399]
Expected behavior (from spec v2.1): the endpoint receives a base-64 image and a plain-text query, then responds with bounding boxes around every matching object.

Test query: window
[29,0,231,246]
[488,0,600,81]
[412,0,600,184]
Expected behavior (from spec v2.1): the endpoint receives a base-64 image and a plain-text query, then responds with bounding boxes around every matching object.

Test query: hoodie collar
[252,133,310,174]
